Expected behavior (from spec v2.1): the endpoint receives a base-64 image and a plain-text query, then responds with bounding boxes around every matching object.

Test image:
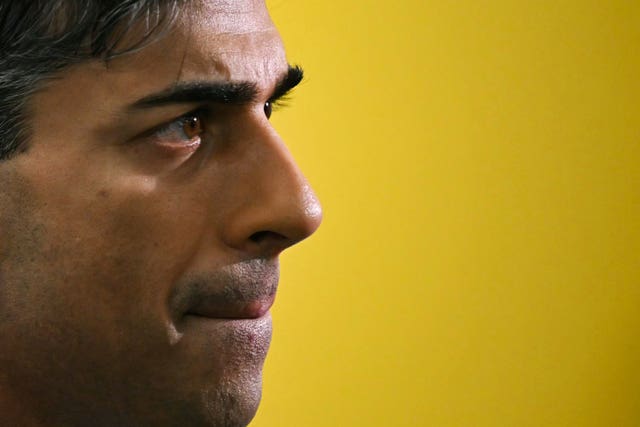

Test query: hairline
[0,0,188,161]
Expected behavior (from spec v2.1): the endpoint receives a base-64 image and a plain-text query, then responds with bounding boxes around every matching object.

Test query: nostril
[249,230,287,245]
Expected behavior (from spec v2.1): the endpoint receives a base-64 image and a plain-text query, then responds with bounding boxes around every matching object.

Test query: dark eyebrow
[129,65,304,110]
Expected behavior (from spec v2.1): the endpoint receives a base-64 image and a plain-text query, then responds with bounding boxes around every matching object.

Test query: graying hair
[0,0,184,159]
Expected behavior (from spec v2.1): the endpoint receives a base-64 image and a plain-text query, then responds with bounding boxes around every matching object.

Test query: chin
[165,318,271,427]
[133,372,264,427]
[199,377,264,427]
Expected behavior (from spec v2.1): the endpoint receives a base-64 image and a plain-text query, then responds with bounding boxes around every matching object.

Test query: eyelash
[148,97,291,147]
[270,96,291,110]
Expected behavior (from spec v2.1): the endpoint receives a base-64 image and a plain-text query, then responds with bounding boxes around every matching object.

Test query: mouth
[171,259,280,322]
[185,296,275,320]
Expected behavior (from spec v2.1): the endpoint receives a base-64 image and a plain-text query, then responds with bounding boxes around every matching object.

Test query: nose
[220,122,323,257]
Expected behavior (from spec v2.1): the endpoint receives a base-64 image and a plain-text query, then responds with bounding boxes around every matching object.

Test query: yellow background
[255,1,640,426]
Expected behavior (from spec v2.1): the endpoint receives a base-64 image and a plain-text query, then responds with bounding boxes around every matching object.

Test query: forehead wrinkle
[198,0,264,11]
[178,31,286,95]
[170,0,282,84]
[173,9,195,90]
[194,0,273,34]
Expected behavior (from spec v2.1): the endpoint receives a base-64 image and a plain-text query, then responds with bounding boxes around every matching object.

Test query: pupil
[264,101,272,119]
[183,116,201,138]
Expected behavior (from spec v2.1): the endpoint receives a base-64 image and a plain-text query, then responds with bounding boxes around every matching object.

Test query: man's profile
[0,1,322,425]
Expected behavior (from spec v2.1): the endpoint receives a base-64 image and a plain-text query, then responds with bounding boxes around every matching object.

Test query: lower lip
[178,312,273,365]
[183,311,273,344]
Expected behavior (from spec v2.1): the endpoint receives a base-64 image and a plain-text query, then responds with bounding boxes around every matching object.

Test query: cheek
[5,170,207,320]
[0,138,231,358]
[0,168,217,411]
[69,177,206,296]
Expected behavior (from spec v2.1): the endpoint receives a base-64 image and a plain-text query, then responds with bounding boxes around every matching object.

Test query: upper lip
[171,259,279,320]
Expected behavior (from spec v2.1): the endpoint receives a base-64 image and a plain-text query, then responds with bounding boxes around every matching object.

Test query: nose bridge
[220,122,322,255]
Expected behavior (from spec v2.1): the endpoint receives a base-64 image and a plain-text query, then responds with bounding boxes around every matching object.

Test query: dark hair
[0,0,184,159]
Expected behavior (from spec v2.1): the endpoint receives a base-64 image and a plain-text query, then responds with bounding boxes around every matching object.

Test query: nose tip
[247,181,322,255]
[299,181,323,237]
[219,126,323,257]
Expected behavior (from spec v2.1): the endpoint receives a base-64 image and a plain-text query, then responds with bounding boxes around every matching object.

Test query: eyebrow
[129,65,304,110]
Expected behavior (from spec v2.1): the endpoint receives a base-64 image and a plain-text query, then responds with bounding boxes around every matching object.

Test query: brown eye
[149,111,206,149]
[183,115,203,139]
[264,101,272,119]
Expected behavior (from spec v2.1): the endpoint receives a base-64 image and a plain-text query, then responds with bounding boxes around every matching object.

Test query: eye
[264,101,273,119]
[151,110,206,149]
[182,115,203,139]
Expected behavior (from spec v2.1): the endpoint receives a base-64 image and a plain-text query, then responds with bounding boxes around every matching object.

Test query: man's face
[0,1,321,425]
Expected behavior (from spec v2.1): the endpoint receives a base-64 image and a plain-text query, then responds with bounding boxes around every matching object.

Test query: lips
[186,295,275,319]
[170,259,279,322]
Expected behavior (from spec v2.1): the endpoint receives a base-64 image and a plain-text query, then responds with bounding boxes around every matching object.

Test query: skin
[0,1,321,426]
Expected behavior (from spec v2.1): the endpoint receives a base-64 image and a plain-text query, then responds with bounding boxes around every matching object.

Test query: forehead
[119,0,286,86]
[32,0,286,122]
[168,0,287,84]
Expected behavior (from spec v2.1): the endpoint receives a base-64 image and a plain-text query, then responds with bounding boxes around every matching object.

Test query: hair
[0,0,185,160]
